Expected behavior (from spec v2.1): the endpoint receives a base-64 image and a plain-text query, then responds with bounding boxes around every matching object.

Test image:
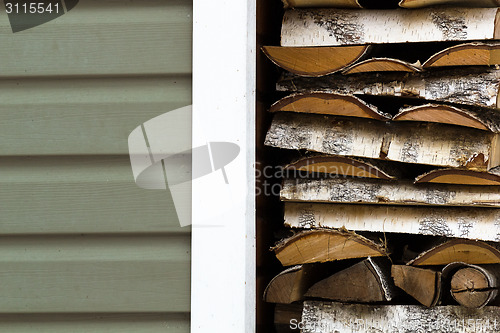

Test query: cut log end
[415,169,500,185]
[305,257,395,303]
[269,92,390,120]
[391,265,441,307]
[393,105,490,131]
[262,46,369,77]
[343,58,421,75]
[400,0,500,8]
[451,266,498,309]
[423,42,500,68]
[408,239,500,266]
[264,265,304,304]
[282,0,363,8]
[272,229,388,266]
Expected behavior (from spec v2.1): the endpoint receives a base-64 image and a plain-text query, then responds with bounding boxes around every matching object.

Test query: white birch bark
[282,8,500,46]
[265,112,500,170]
[301,301,500,333]
[281,178,500,207]
[284,202,500,242]
[277,68,500,109]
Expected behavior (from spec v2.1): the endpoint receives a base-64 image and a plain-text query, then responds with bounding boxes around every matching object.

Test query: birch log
[264,263,340,304]
[283,0,362,8]
[272,229,388,266]
[423,42,500,68]
[280,177,500,207]
[284,202,500,242]
[415,168,500,185]
[305,257,395,302]
[301,301,500,333]
[343,58,422,75]
[449,264,500,309]
[393,104,500,132]
[265,113,500,170]
[284,155,401,180]
[264,265,312,304]
[262,46,370,77]
[270,92,390,120]
[408,239,500,266]
[392,265,441,307]
[400,0,500,9]
[281,8,500,47]
[277,68,500,109]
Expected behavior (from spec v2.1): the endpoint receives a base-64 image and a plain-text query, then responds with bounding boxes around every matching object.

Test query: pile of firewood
[262,0,500,332]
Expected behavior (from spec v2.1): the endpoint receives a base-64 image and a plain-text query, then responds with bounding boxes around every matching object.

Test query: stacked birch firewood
[262,0,500,332]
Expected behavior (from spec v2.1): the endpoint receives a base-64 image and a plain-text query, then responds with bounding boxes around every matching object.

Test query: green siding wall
[0,0,192,330]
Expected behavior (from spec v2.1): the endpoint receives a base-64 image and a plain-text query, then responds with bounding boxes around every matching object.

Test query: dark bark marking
[419,217,454,237]
[322,119,354,155]
[305,9,365,45]
[424,188,454,205]
[430,10,467,40]
[458,220,475,238]
[400,141,420,164]
[298,209,316,228]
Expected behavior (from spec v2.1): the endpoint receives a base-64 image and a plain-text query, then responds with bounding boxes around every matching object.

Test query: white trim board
[192,1,256,332]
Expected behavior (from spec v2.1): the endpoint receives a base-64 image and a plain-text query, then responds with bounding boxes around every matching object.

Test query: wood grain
[393,104,500,132]
[283,0,362,8]
[392,265,441,307]
[408,239,500,266]
[270,92,389,120]
[424,42,500,68]
[273,229,387,266]
[400,0,500,8]
[305,257,395,302]
[415,168,500,185]
[262,45,369,76]
[343,58,421,74]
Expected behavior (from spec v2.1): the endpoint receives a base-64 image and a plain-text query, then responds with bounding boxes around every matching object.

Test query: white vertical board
[192,0,256,332]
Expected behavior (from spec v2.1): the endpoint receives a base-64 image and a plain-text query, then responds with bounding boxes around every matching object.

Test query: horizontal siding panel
[0,156,188,234]
[0,313,189,333]
[0,0,192,77]
[0,235,190,312]
[0,76,191,155]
